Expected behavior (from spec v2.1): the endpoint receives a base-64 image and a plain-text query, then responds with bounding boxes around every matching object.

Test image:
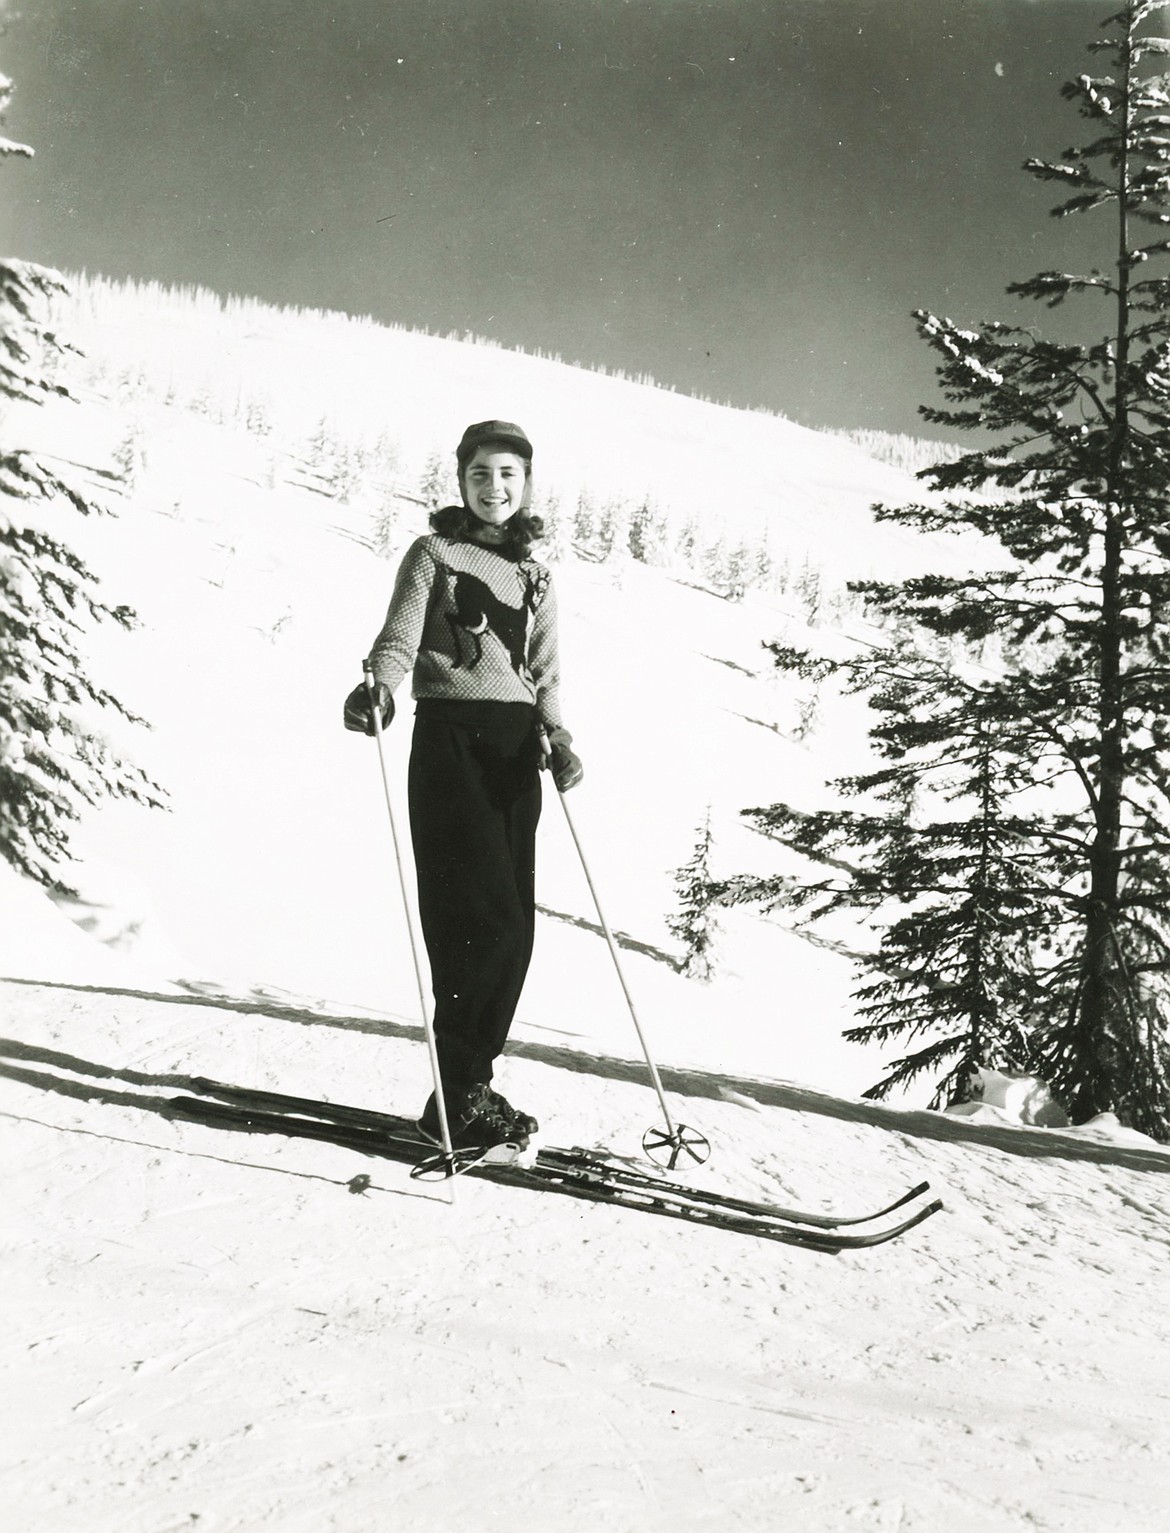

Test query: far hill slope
[61,274,974,581]
[8,274,988,1108]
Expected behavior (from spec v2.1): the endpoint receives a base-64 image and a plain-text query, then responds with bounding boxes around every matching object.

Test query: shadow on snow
[2,976,1169,1177]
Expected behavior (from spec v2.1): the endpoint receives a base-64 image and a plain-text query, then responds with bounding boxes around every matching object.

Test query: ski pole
[541,730,710,1171]
[364,664,457,1175]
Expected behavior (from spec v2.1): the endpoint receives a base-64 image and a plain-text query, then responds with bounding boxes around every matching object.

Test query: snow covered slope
[5,968,1170,1533]
[4,275,986,1103]
[6,278,1170,1531]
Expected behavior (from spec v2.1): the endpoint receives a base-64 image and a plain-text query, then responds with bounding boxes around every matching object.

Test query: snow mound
[945,1064,1069,1128]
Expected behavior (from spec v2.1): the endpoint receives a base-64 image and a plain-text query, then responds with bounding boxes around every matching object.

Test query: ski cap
[456,419,534,469]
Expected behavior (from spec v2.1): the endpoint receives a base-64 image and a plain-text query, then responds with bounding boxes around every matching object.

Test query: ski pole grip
[362,661,384,739]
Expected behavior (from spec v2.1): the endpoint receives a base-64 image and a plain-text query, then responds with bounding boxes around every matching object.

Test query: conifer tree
[370,494,399,559]
[669,811,720,981]
[539,488,569,563]
[735,650,1048,1104]
[419,449,454,510]
[699,535,730,592]
[626,495,650,564]
[596,496,630,563]
[754,536,776,594]
[627,495,669,566]
[731,1,1170,1136]
[572,487,596,552]
[724,542,752,603]
[675,516,699,572]
[1,65,164,888]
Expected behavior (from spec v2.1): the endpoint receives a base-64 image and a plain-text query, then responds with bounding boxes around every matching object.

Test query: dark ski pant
[408,699,542,1103]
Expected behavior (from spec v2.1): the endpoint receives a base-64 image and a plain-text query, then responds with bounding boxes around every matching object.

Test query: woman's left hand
[544,728,584,792]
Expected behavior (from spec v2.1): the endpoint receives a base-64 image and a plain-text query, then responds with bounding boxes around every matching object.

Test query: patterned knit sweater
[366,534,564,729]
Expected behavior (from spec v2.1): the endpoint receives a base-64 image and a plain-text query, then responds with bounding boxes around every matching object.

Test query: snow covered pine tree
[726,1,1170,1138]
[1,62,164,888]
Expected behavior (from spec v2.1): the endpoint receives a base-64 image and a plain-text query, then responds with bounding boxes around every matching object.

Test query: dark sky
[0,0,1119,434]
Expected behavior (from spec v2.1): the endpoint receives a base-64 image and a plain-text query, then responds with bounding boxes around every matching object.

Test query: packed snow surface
[4,283,1170,1530]
[6,971,1170,1533]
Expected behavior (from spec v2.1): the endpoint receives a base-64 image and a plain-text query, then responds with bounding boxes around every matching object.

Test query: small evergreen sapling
[669,811,721,981]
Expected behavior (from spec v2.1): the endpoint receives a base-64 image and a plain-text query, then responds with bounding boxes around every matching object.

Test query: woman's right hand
[343,680,394,736]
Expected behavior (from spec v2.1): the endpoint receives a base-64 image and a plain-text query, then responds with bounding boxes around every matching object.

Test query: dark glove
[544,726,583,792]
[344,679,393,736]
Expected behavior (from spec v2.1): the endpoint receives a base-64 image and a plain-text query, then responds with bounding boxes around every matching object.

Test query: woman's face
[461,446,529,527]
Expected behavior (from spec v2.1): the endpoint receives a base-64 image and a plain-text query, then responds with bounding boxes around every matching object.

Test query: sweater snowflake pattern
[367,535,563,728]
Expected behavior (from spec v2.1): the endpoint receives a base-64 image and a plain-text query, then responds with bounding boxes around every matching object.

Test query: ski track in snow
[4,979,1170,1533]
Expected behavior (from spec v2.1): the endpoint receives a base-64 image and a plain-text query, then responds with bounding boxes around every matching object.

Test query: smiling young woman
[461,443,530,535]
[343,420,582,1153]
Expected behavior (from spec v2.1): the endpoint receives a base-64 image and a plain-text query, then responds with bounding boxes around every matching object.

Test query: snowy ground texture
[6,973,1170,1533]
[4,280,1170,1530]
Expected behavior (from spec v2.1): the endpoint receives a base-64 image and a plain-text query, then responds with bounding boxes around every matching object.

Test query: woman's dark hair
[429,503,545,561]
